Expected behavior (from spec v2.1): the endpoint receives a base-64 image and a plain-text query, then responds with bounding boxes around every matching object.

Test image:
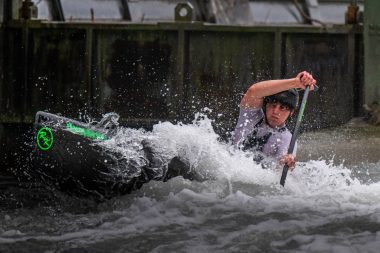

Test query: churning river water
[1,115,380,253]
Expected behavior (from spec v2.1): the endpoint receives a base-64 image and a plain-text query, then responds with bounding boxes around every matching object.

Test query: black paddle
[280,85,312,186]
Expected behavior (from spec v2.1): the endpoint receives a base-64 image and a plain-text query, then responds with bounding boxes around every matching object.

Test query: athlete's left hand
[280,154,296,170]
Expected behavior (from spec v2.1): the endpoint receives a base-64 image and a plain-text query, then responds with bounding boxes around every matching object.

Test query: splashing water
[1,113,380,253]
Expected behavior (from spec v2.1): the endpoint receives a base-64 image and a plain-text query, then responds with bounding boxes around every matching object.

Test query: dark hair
[264,89,299,110]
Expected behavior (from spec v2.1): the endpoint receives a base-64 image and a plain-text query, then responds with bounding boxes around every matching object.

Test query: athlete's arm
[240,71,316,109]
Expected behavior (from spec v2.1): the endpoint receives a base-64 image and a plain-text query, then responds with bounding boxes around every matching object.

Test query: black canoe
[33,111,196,199]
[33,111,140,198]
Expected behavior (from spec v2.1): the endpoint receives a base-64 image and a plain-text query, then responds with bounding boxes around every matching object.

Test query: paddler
[232,71,316,170]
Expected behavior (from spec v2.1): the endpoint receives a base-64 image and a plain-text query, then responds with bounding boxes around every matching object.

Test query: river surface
[1,115,380,253]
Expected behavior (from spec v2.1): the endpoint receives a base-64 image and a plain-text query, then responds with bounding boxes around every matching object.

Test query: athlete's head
[264,89,299,128]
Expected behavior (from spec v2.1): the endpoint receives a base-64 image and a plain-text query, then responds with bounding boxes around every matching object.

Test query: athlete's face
[265,102,293,128]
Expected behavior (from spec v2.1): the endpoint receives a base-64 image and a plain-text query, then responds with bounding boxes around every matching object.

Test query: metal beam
[364,0,380,104]
[51,0,64,21]
[120,0,131,21]
[305,0,322,26]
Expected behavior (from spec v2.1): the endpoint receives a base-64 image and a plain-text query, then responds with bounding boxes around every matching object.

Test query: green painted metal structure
[0,21,363,128]
[364,0,380,105]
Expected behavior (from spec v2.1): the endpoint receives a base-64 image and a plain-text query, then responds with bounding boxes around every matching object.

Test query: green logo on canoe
[37,127,54,151]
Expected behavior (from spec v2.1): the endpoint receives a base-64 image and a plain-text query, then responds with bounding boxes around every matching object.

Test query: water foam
[98,112,380,201]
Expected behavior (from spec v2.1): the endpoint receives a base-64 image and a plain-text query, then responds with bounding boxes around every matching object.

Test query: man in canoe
[232,71,316,170]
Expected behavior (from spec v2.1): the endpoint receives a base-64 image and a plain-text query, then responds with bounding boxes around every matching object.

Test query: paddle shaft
[280,85,311,186]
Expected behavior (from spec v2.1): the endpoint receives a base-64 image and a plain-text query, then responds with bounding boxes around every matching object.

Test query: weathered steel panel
[94,29,178,125]
[283,33,352,130]
[27,28,88,119]
[354,33,364,116]
[364,0,380,105]
[1,28,24,121]
[0,22,364,133]
[0,29,3,108]
[186,31,275,134]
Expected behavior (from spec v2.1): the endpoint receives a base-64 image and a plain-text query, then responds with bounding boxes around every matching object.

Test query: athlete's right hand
[296,71,316,90]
